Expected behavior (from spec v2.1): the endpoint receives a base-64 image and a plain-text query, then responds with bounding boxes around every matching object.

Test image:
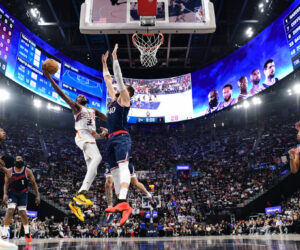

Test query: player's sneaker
[25,233,33,243]
[73,191,93,207]
[120,206,133,227]
[69,202,84,221]
[0,238,17,249]
[105,202,132,226]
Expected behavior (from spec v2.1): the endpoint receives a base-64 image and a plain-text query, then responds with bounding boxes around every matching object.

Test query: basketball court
[10,235,300,249]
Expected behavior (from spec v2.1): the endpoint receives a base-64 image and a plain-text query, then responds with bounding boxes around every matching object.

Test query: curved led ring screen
[191,1,299,117]
[0,3,106,113]
[0,1,299,123]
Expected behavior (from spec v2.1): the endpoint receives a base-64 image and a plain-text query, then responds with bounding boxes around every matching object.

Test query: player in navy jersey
[101,44,135,226]
[1,156,40,243]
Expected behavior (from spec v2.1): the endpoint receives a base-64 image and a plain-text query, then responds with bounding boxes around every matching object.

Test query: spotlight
[245,27,254,38]
[243,101,250,109]
[259,3,264,8]
[252,97,262,105]
[30,8,40,19]
[0,89,10,101]
[261,8,264,13]
[293,84,300,94]
[38,18,45,25]
[33,99,42,108]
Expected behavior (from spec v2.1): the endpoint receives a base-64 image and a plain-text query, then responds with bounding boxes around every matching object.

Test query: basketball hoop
[132,33,164,68]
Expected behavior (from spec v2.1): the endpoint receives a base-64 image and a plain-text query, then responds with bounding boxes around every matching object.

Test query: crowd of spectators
[1,188,300,238]
[123,74,191,95]
[0,104,299,238]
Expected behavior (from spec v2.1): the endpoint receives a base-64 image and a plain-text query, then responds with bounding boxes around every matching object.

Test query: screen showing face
[0,2,298,123]
[191,1,299,117]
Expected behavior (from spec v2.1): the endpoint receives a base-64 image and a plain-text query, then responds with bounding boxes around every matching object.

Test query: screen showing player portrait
[107,74,194,123]
[0,1,298,123]
[0,3,106,113]
[192,1,299,117]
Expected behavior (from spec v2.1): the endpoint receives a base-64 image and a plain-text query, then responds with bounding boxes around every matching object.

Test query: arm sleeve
[113,59,126,91]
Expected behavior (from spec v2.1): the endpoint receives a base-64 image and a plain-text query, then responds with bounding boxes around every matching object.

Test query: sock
[2,226,9,236]
[24,225,29,234]
[119,188,128,200]
[146,192,152,198]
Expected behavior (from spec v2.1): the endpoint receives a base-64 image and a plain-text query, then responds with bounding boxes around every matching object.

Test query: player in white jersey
[43,69,107,222]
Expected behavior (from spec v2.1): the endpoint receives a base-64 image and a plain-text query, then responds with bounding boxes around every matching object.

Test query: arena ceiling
[0,0,295,78]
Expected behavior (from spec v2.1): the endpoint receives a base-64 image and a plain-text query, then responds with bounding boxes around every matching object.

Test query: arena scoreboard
[284,3,300,70]
[132,117,165,123]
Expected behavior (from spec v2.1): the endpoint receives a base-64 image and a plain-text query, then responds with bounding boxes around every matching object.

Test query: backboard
[80,0,216,34]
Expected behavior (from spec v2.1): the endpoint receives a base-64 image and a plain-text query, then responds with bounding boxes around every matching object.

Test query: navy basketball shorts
[7,191,28,210]
[107,133,132,171]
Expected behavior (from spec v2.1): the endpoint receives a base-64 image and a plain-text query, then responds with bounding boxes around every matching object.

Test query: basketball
[42,59,59,75]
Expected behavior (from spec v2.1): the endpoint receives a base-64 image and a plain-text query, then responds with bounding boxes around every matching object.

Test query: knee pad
[119,161,131,185]
[18,206,27,211]
[7,203,16,210]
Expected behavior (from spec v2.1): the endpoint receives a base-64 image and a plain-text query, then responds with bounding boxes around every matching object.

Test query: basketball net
[132,33,164,68]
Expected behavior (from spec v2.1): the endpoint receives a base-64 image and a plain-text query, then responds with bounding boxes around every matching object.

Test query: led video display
[0,3,106,113]
[107,74,193,123]
[191,1,299,117]
[0,1,298,123]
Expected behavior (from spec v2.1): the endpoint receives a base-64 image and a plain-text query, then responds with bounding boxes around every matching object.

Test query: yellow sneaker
[73,192,94,207]
[69,202,84,221]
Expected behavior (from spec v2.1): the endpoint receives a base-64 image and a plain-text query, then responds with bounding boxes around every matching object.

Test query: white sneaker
[0,238,18,250]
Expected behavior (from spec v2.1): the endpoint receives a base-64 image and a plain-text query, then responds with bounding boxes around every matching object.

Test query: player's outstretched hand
[112,44,118,60]
[35,195,40,206]
[102,51,109,65]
